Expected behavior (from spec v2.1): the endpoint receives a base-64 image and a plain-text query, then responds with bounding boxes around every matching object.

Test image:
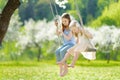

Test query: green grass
[0,60,120,80]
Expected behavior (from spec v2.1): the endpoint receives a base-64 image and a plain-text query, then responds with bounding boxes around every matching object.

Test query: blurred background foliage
[1,0,119,26]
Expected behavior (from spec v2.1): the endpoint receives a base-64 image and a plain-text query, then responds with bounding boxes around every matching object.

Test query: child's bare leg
[59,64,63,76]
[58,52,71,64]
[69,52,79,68]
[61,63,68,77]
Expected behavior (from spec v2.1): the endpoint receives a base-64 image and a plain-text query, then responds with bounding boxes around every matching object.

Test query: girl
[58,20,96,76]
[55,13,76,77]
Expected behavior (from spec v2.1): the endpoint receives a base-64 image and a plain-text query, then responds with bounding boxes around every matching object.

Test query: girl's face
[62,18,69,27]
[71,27,79,33]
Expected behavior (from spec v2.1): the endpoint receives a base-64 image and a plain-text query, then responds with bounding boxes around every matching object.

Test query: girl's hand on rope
[56,29,62,35]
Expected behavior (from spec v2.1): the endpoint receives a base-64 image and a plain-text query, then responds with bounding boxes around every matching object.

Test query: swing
[74,0,96,52]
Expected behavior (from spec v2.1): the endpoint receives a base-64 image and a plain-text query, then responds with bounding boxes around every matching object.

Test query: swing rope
[74,0,83,27]
[74,0,96,52]
[53,0,58,16]
[49,0,55,18]
[49,0,61,46]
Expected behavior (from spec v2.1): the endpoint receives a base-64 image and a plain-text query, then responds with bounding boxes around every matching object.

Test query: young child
[58,20,96,76]
[55,13,76,77]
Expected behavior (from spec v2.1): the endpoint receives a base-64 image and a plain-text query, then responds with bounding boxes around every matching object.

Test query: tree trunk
[106,52,110,63]
[37,47,42,61]
[0,0,20,45]
[34,42,42,62]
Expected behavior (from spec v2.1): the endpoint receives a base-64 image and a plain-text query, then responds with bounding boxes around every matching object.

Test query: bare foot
[59,64,64,77]
[67,64,74,68]
[60,73,64,77]
[61,64,68,77]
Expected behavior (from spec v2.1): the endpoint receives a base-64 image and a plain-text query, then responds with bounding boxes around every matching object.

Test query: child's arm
[56,29,61,36]
[55,20,61,36]
[83,29,93,39]
[76,35,79,44]
[62,31,73,41]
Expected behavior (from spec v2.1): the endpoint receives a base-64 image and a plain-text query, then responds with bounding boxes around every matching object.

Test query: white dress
[67,34,96,60]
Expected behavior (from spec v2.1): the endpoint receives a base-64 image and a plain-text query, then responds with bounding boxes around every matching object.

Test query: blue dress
[55,29,76,62]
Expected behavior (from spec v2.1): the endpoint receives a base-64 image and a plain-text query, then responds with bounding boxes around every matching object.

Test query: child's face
[71,27,79,33]
[62,18,69,27]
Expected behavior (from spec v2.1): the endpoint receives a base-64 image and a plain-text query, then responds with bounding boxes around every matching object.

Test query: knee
[67,48,73,54]
[55,49,60,55]
[74,51,79,56]
[67,49,71,53]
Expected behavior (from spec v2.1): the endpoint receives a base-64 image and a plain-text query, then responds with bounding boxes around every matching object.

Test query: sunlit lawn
[0,60,120,80]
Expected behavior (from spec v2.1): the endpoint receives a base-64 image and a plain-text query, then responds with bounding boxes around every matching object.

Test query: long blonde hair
[69,20,82,37]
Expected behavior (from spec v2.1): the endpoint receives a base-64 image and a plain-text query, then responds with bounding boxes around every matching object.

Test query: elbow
[86,33,93,39]
[89,35,93,39]
[90,37,93,39]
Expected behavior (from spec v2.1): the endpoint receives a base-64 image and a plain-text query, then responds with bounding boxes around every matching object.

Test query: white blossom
[55,0,68,9]
[16,19,57,50]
